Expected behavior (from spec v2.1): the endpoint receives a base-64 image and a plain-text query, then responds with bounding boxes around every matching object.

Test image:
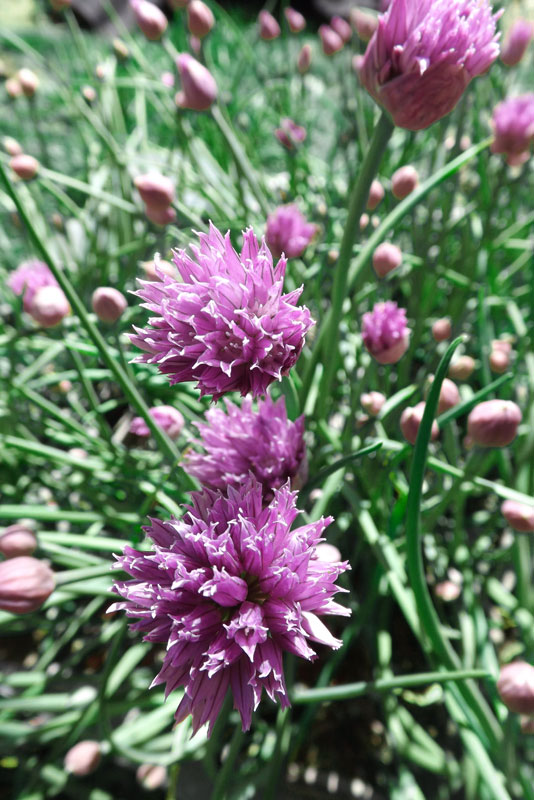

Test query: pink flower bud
[492,339,512,355]
[0,556,55,614]
[189,34,202,54]
[434,580,461,601]
[426,376,460,415]
[367,179,384,210]
[432,318,452,342]
[501,500,534,533]
[330,16,352,43]
[187,1,214,38]
[161,71,175,88]
[285,7,306,34]
[175,53,217,111]
[0,525,37,558]
[5,77,22,98]
[29,285,70,327]
[372,242,402,278]
[297,43,312,74]
[145,204,176,226]
[498,662,534,714]
[449,355,475,381]
[92,287,128,323]
[319,25,344,56]
[259,10,280,40]
[359,213,369,231]
[141,257,178,281]
[501,19,533,67]
[360,391,386,417]
[134,173,175,209]
[352,55,364,77]
[130,0,168,41]
[490,348,510,374]
[17,68,39,97]
[315,543,342,563]
[130,405,185,440]
[391,165,419,199]
[10,154,39,180]
[350,8,378,42]
[400,402,439,445]
[82,86,96,104]
[136,764,167,790]
[64,741,101,776]
[3,136,22,156]
[467,400,522,448]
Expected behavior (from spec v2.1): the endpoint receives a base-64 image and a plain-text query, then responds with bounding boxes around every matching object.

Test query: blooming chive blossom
[265,204,316,260]
[360,0,502,131]
[183,395,307,500]
[362,301,409,364]
[491,95,534,166]
[8,260,58,312]
[131,224,314,400]
[109,480,350,735]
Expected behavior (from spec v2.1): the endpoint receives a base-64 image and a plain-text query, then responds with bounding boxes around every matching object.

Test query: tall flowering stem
[317,111,394,415]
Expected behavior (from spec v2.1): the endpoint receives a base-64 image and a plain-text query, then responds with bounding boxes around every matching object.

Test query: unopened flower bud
[297,43,312,74]
[130,0,168,41]
[360,391,386,417]
[0,525,37,558]
[136,764,167,790]
[490,348,510,374]
[359,213,369,231]
[29,285,70,327]
[449,355,475,381]
[113,38,130,60]
[17,68,39,97]
[501,500,534,533]
[3,136,22,156]
[492,339,512,355]
[367,179,384,210]
[285,7,306,34]
[10,154,39,180]
[187,1,214,38]
[64,741,101,776]
[392,165,419,199]
[145,204,176,226]
[175,53,217,111]
[315,543,342,563]
[259,10,280,40]
[352,55,364,77]
[498,662,534,714]
[434,580,461,601]
[0,556,55,614]
[92,287,127,323]
[372,242,402,278]
[141,257,177,280]
[501,19,533,67]
[467,400,522,447]
[425,376,460,415]
[82,85,96,104]
[134,173,174,209]
[130,405,185,440]
[400,402,439,445]
[330,16,352,43]
[350,8,378,42]
[432,317,452,342]
[319,25,343,55]
[161,70,175,87]
[5,77,22,98]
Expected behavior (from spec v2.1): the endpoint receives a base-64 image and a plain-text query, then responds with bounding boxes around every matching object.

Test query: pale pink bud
[113,38,130,60]
[187,1,214,38]
[134,173,174,209]
[95,64,107,81]
[3,136,22,156]
[432,318,452,342]
[258,10,281,40]
[189,35,202,54]
[297,43,312,74]
[145,204,176,226]
[367,179,384,210]
[359,213,370,231]
[319,25,344,56]
[10,154,39,180]
[392,165,419,199]
[0,556,55,614]
[82,86,96,103]
[285,7,306,34]
[501,500,534,533]
[92,287,128,323]
[360,391,386,417]
[434,581,461,601]
[175,53,217,111]
[350,8,378,42]
[490,349,510,374]
[64,741,101,776]
[426,376,460,415]
[315,543,342,563]
[0,525,37,558]
[137,764,167,790]
[130,0,168,41]
[330,16,352,43]
[498,662,534,714]
[17,68,39,97]
[5,77,22,98]
[492,339,512,355]
[352,55,364,76]
[29,286,70,327]
[467,400,522,448]
[400,402,439,446]
[501,19,533,67]
[130,405,185,440]
[449,355,475,381]
[141,258,178,280]
[161,71,175,88]
[372,242,402,278]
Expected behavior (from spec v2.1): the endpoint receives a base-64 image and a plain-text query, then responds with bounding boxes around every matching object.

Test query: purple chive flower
[362,301,409,364]
[8,260,58,312]
[183,395,307,500]
[131,224,314,400]
[360,0,502,130]
[109,479,350,735]
[265,204,316,260]
[491,94,534,166]
[274,118,307,150]
[130,405,185,440]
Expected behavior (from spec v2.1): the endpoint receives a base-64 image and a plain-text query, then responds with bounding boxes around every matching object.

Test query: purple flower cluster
[491,94,534,166]
[109,480,350,734]
[360,0,501,130]
[183,395,307,500]
[362,301,409,364]
[265,204,316,260]
[131,224,314,400]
